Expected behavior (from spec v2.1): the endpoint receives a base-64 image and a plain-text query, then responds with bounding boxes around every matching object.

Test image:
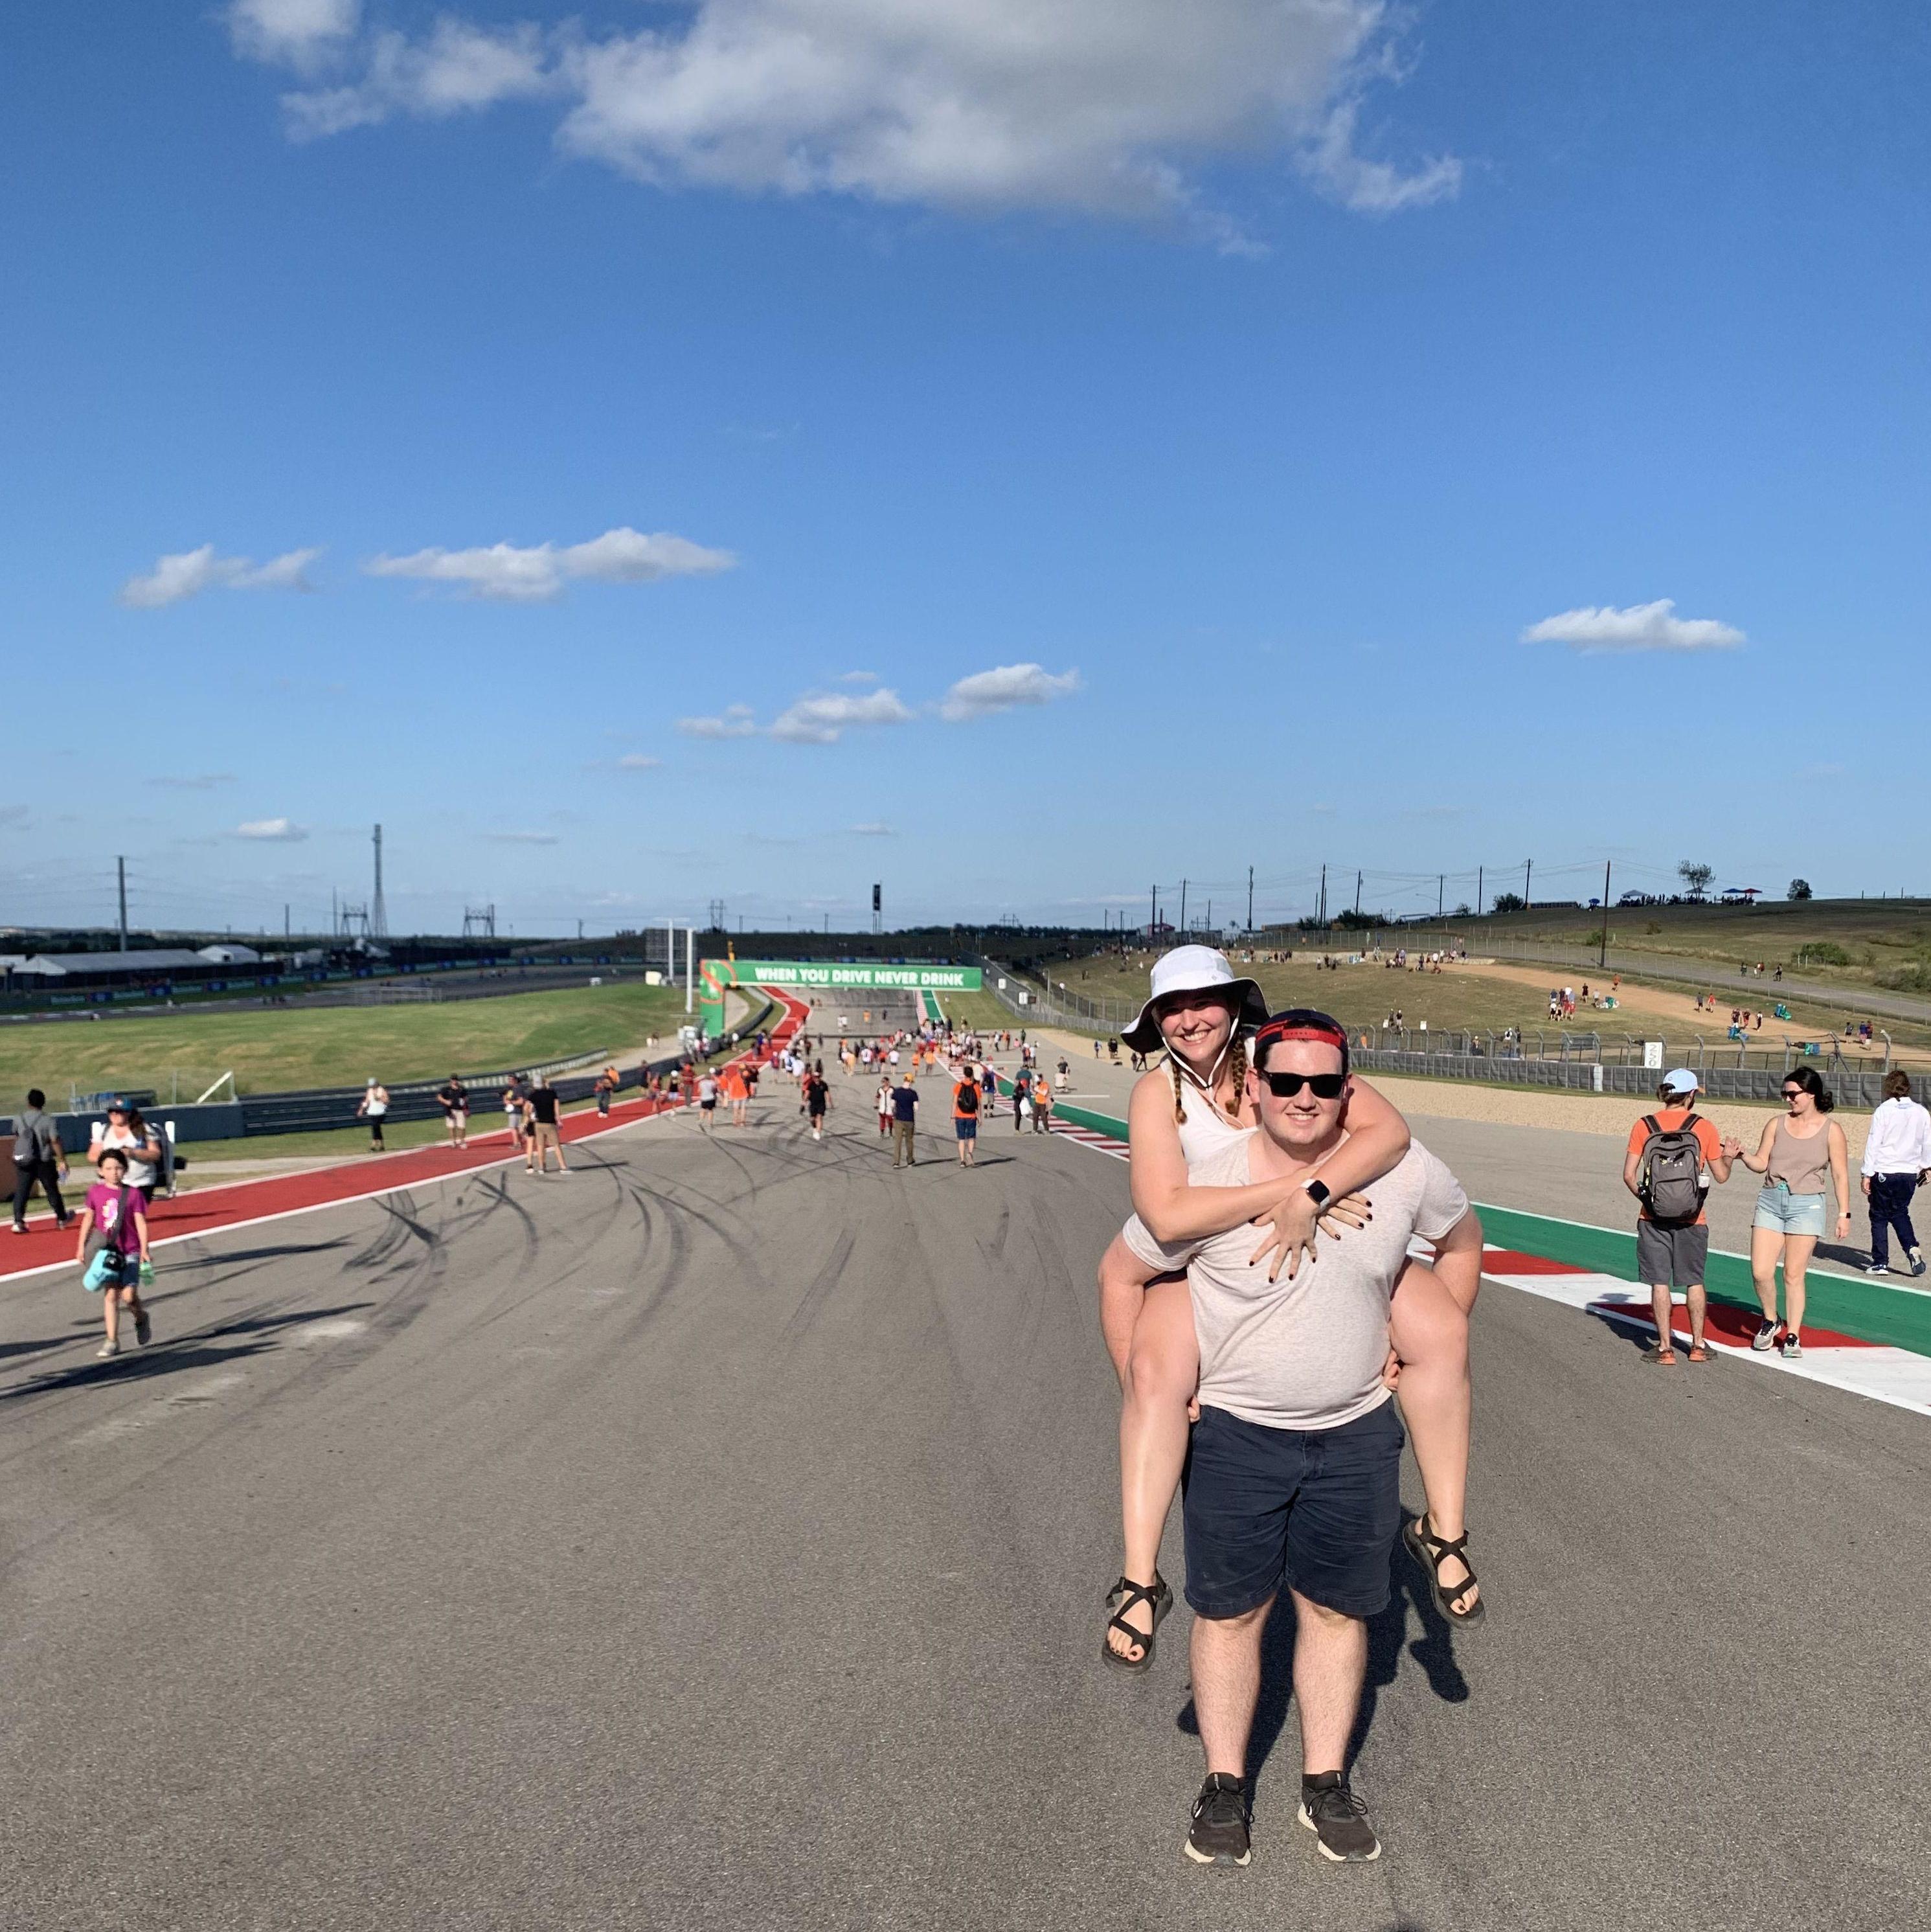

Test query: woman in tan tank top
[1735,1065,1850,1359]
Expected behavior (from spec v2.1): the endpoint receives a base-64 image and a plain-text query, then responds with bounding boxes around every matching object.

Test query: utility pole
[1599,861,1612,969]
[578,918,584,941]
[1524,858,1533,910]
[284,903,290,940]
[1180,879,1188,933]
[1318,863,1327,927]
[685,926,694,1014]
[1247,865,1254,934]
[1355,870,1362,917]
[1438,874,1444,918]
[117,855,128,951]
[370,824,388,939]
[1476,865,1483,918]
[666,916,674,984]
[1149,885,1157,937]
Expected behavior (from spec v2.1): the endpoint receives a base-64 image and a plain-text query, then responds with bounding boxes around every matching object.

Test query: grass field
[0,981,690,1099]
[1019,948,1922,1063]
[1462,898,1931,998]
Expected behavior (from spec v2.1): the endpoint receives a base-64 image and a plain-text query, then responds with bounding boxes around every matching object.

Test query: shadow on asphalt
[1172,1534,1469,1788]
[0,1301,372,1403]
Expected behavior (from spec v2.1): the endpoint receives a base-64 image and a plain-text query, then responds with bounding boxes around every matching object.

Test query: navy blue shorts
[1182,1400,1405,1620]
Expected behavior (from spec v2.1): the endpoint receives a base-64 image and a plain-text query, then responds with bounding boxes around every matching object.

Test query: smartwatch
[1302,1178,1331,1210]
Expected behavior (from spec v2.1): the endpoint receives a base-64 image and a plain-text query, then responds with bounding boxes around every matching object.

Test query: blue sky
[4,2,1928,937]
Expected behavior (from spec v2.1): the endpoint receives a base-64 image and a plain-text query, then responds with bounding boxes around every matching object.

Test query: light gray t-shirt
[1123,1135,1470,1433]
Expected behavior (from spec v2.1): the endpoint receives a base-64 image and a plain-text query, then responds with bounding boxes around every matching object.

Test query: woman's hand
[1837,1210,1853,1234]
[1248,1188,1372,1282]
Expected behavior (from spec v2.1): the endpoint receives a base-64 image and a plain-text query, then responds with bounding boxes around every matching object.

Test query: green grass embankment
[0,982,688,1098]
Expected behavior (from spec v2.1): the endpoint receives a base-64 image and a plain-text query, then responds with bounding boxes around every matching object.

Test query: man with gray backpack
[1621,1068,1741,1365]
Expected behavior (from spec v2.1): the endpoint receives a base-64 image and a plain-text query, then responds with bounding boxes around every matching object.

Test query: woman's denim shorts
[1753,1184,1829,1238]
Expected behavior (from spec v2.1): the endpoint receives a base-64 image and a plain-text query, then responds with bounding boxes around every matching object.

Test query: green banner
[710,960,982,992]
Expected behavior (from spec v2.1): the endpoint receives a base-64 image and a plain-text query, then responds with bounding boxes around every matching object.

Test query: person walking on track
[356,1078,390,1152]
[74,1147,153,1359]
[952,1062,980,1166]
[804,1065,830,1142]
[595,1066,617,1119]
[1122,1008,1481,1869]
[1622,1068,1739,1365]
[1031,1072,1053,1133]
[875,1077,892,1137]
[1097,953,1479,1675]
[890,1073,920,1167]
[1861,1069,1930,1277]
[695,1069,719,1135]
[12,1089,73,1234]
[1734,1064,1850,1358]
[438,1074,469,1150]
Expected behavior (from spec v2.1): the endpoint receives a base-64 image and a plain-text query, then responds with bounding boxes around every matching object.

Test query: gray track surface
[2,1086,1926,1929]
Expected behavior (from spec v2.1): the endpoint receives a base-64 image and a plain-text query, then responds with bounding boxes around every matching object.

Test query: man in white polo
[1123,1009,1481,1870]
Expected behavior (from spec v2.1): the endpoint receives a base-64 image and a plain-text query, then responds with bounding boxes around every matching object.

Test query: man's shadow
[1175,1517,1468,1784]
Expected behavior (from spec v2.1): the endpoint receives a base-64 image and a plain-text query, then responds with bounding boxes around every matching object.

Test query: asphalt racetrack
[3,1049,1926,1929]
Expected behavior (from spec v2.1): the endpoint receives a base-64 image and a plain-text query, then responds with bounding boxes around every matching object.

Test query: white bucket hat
[1120,945,1269,1056]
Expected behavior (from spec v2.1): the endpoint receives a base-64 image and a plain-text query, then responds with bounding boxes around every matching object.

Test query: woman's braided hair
[1168,1027,1250,1126]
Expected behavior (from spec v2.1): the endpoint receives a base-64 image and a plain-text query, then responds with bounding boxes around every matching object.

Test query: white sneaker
[96,1339,119,1359]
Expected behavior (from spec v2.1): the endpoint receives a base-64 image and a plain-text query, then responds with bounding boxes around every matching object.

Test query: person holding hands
[1733,1065,1850,1358]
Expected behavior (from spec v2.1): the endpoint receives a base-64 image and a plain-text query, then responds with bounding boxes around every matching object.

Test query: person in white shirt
[1861,1070,1930,1276]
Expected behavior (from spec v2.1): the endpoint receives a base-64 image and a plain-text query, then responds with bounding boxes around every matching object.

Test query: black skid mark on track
[781,1227,857,1353]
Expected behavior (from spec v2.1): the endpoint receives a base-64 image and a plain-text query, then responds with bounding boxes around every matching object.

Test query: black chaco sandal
[1101,1573,1173,1673]
[1403,1516,1485,1626]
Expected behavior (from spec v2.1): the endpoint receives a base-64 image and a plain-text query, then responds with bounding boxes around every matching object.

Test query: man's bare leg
[1191,1597,1272,1777]
[1289,1591,1366,1775]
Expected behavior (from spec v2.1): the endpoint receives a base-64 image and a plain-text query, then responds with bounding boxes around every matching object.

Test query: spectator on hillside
[11,1089,73,1234]
[1861,1070,1930,1278]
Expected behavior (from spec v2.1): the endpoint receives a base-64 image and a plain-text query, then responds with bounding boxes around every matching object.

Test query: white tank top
[1167,1060,1250,1170]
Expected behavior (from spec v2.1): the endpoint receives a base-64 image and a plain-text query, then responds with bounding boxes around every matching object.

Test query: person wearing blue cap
[1623,1069,1741,1364]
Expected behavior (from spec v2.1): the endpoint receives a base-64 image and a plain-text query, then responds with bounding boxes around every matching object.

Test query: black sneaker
[1184,1773,1252,1867]
[1298,1774,1381,1862]
[1750,1319,1781,1352]
[1911,1250,1927,1279]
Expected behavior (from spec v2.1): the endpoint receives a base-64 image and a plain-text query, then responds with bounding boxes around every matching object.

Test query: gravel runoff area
[2,1004,1926,1932]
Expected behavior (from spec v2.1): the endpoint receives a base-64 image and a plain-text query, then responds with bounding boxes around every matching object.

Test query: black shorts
[1182,1400,1405,1620]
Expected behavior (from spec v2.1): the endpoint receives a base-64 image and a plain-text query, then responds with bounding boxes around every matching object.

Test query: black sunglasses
[1258,1070,1347,1100]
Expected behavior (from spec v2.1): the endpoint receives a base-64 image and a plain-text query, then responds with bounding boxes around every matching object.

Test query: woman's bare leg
[1388,1260,1476,1610]
[1782,1233,1816,1336]
[1098,1236,1197,1662]
[1750,1224,1783,1323]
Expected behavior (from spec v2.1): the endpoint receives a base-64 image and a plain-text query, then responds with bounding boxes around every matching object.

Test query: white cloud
[939,663,1081,722]
[1521,600,1746,654]
[848,822,895,836]
[483,830,561,845]
[615,753,663,770]
[769,688,914,744]
[236,816,309,841]
[678,705,758,740]
[284,19,555,139]
[839,669,879,685]
[120,543,322,608]
[227,0,359,69]
[365,525,734,601]
[251,1,1458,244]
[148,773,236,790]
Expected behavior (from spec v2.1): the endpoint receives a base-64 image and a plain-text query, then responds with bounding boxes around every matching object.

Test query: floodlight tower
[370,824,389,938]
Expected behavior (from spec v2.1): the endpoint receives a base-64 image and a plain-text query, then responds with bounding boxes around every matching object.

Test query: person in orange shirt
[1621,1068,1740,1364]
[952,1062,982,1166]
